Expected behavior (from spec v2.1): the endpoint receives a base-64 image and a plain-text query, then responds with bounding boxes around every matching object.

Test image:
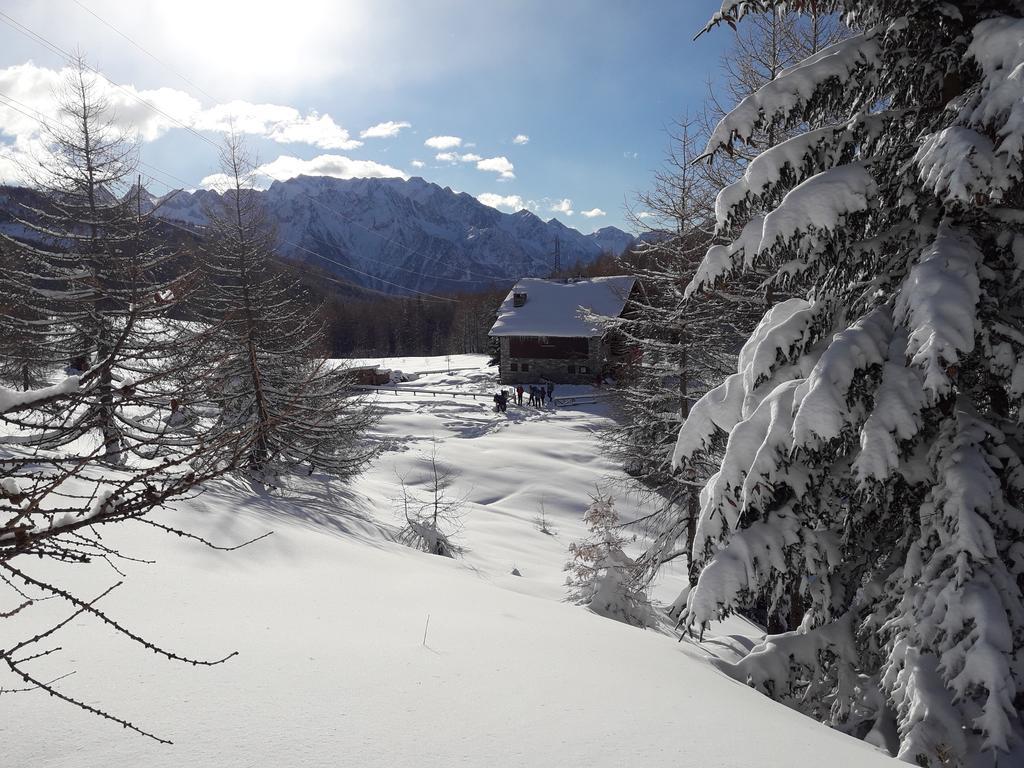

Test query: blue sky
[0,0,731,234]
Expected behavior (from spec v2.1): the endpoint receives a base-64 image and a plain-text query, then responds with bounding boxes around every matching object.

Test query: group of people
[493,381,555,412]
[519,382,554,407]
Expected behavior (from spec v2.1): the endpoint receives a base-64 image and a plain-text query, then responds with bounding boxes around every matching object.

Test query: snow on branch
[966,17,1024,169]
[672,298,821,470]
[915,127,999,205]
[686,503,800,627]
[894,224,981,401]
[852,329,925,486]
[883,415,1023,756]
[684,215,765,298]
[736,298,820,399]
[692,379,802,557]
[714,125,849,230]
[703,31,881,154]
[757,164,876,255]
[791,306,891,449]
[0,376,81,414]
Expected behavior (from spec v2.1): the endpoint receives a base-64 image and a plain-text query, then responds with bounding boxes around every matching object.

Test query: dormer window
[513,292,527,307]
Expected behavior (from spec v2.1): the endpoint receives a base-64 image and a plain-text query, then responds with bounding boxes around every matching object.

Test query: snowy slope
[5,356,896,768]
[145,176,635,295]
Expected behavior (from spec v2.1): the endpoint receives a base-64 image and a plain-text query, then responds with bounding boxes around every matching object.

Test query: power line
[0,9,220,151]
[70,0,219,105]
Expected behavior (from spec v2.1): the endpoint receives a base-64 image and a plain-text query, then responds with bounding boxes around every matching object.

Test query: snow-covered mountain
[152,176,635,294]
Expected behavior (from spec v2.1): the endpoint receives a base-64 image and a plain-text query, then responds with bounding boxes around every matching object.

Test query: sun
[151,0,365,95]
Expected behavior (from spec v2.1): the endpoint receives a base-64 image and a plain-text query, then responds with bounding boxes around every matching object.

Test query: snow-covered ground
[5,355,895,767]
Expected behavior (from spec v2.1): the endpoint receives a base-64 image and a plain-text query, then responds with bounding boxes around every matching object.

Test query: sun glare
[152,0,362,92]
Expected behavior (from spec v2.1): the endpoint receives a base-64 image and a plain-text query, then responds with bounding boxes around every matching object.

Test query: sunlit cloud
[199,153,407,190]
[580,208,606,218]
[436,151,482,163]
[0,63,367,152]
[512,134,529,145]
[549,198,573,216]
[478,192,536,212]
[424,135,462,150]
[360,120,411,139]
[410,159,425,168]
[476,156,515,180]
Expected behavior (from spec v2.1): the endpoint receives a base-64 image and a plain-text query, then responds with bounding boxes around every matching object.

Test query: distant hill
[152,176,635,294]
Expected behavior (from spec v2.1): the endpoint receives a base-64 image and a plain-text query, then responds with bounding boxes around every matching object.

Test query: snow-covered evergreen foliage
[192,136,377,479]
[565,490,651,627]
[608,11,841,594]
[673,3,1024,764]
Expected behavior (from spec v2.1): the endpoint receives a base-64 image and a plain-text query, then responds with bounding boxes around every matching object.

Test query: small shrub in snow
[393,443,466,558]
[565,490,650,628]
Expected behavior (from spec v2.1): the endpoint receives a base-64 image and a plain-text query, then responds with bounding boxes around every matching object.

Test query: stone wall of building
[498,336,605,384]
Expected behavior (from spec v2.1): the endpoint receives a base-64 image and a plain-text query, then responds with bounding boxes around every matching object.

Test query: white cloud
[636,211,657,219]
[360,120,411,139]
[549,198,573,216]
[512,134,530,145]
[436,151,482,164]
[200,153,407,190]
[410,159,425,168]
[580,208,606,218]
[476,156,515,180]
[0,63,369,152]
[265,113,362,150]
[623,150,639,160]
[478,193,529,212]
[425,135,462,150]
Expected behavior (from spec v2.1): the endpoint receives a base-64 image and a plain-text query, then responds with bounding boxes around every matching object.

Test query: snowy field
[5,354,896,767]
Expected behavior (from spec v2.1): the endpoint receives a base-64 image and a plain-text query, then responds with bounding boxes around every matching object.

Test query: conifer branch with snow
[668,3,1024,764]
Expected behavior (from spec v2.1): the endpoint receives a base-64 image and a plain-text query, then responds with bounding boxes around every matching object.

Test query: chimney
[513,292,527,308]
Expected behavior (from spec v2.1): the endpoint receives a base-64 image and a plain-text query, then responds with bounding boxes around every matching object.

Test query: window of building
[521,363,530,372]
[510,362,519,372]
[579,365,590,374]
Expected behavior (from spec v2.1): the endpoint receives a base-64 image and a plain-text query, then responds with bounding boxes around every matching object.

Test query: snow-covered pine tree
[565,490,651,627]
[672,2,1024,764]
[609,8,843,592]
[193,135,376,479]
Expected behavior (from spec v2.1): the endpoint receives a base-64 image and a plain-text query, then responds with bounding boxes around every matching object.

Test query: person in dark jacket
[516,384,524,406]
[546,382,554,405]
[497,390,508,412]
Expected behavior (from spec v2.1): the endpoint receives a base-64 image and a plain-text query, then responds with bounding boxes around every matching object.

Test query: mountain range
[151,176,635,295]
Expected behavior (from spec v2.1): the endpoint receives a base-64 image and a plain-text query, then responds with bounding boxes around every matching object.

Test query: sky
[0,0,733,234]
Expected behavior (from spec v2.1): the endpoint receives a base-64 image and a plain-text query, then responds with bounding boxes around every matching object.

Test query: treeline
[313,250,627,359]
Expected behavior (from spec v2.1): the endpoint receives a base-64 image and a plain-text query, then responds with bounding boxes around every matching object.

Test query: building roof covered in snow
[489,276,636,338]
